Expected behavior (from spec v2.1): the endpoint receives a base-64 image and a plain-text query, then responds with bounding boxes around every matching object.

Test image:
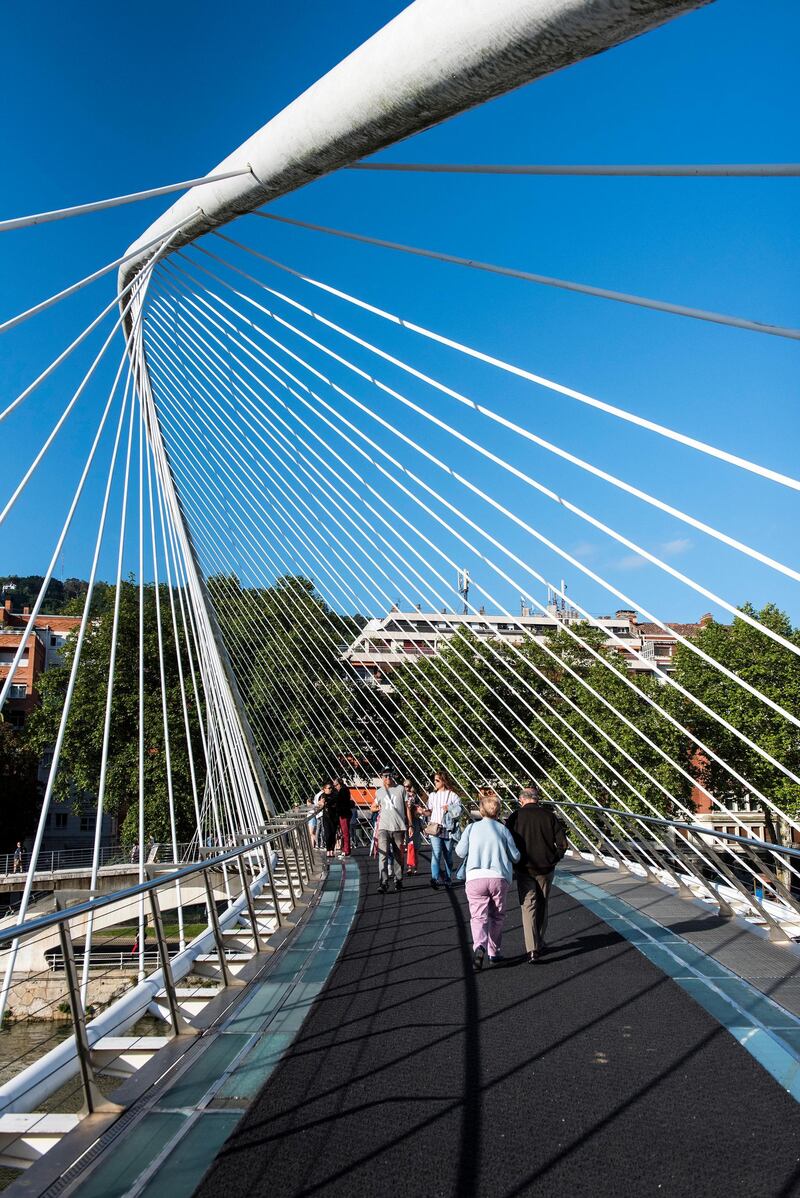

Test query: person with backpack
[505,784,568,962]
[455,793,520,970]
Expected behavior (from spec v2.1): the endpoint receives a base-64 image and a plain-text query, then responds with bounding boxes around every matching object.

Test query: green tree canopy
[0,575,91,614]
[669,604,800,821]
[0,719,40,844]
[393,625,693,822]
[208,574,387,806]
[25,579,205,844]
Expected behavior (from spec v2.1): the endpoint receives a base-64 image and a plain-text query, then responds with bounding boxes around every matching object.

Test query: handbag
[424,821,443,837]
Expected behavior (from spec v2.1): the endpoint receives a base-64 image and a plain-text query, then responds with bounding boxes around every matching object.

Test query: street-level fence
[0,842,200,879]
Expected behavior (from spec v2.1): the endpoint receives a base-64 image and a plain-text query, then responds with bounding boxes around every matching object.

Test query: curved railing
[0,814,313,1116]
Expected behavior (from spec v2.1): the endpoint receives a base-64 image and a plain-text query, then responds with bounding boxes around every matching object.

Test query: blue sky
[1,0,797,628]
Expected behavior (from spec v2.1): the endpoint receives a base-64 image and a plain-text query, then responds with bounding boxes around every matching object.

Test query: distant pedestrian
[404,779,425,874]
[333,777,354,857]
[371,769,411,893]
[319,781,339,860]
[506,784,568,962]
[306,796,319,850]
[350,800,361,848]
[456,793,520,970]
[12,842,23,875]
[425,770,461,889]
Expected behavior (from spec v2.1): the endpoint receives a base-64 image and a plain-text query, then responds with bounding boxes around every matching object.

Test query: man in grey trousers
[506,785,568,962]
[371,769,411,894]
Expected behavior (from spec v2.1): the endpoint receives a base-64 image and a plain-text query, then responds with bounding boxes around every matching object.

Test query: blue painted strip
[137,1113,243,1198]
[67,863,358,1198]
[559,870,800,1102]
[219,859,359,1095]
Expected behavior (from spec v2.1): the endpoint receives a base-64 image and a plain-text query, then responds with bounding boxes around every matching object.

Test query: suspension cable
[212,230,800,492]
[0,169,250,233]
[254,211,800,342]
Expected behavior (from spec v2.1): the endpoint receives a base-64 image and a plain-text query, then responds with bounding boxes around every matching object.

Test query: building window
[0,653,28,666]
[79,816,95,833]
[50,636,58,647]
[54,813,68,829]
[9,683,26,698]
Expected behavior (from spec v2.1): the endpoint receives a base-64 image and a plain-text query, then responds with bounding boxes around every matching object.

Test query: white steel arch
[118,0,710,296]
[116,0,713,835]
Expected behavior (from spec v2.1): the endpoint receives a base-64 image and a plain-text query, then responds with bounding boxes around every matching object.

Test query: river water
[0,1013,163,1094]
[0,1014,163,1189]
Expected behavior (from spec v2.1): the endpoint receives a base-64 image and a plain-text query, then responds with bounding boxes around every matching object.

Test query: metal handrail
[0,846,126,876]
[0,817,308,949]
[48,951,164,972]
[0,842,201,878]
[553,797,800,945]
[554,800,800,860]
[0,812,314,1118]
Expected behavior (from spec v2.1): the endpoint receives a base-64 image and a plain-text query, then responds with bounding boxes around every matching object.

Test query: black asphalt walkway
[194,851,800,1198]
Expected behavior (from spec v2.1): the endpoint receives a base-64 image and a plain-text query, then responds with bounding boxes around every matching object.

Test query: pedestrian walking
[425,770,461,889]
[333,777,354,857]
[404,779,425,874]
[349,801,359,846]
[318,781,340,860]
[506,784,568,962]
[370,807,379,857]
[131,925,148,956]
[306,795,319,850]
[455,793,520,970]
[371,769,411,893]
[12,842,23,875]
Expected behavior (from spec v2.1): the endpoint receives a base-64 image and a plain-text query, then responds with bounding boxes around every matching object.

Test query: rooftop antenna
[456,568,470,616]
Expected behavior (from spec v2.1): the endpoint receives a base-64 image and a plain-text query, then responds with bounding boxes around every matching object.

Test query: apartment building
[0,599,81,726]
[342,603,714,689]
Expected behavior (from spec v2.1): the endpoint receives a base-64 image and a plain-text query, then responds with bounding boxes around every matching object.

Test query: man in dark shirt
[506,785,567,962]
[332,777,354,857]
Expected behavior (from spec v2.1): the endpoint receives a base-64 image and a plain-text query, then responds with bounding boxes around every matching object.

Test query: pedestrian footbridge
[1,0,797,1193]
[2,843,799,1198]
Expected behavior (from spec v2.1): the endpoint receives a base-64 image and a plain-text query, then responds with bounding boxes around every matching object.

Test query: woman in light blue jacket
[455,794,520,971]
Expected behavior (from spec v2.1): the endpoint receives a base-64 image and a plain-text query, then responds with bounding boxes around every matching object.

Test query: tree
[0,719,40,843]
[209,574,382,806]
[392,625,693,825]
[25,580,205,844]
[0,576,90,614]
[670,604,800,823]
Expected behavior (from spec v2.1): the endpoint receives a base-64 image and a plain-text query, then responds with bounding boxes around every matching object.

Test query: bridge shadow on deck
[193,850,800,1198]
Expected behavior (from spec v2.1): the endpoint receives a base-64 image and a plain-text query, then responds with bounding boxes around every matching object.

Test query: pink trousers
[465,877,509,956]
